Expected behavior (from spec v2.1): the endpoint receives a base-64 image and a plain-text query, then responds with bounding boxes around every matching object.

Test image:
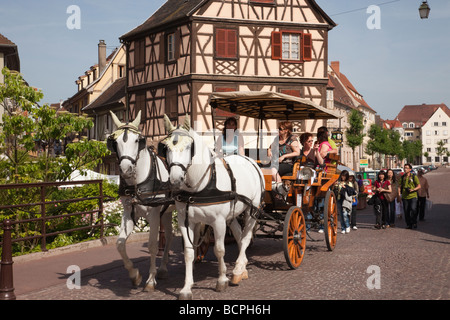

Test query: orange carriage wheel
[283,206,307,269]
[323,190,338,251]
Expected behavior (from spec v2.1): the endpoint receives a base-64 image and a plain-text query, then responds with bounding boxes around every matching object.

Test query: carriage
[107,91,341,299]
[208,91,341,269]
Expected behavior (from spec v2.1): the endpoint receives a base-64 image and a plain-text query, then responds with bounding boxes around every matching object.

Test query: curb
[12,232,150,264]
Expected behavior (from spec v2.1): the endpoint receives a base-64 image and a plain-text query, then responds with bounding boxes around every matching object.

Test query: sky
[1,0,450,121]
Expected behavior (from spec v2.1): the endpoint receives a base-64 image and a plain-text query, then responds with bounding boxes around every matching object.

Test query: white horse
[162,115,265,300]
[108,111,174,292]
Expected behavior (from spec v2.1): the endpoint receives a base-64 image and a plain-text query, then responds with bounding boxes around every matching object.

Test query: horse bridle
[107,125,146,165]
[163,129,195,174]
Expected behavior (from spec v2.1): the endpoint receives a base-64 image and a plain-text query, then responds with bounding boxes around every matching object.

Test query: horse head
[107,111,146,179]
[162,115,196,189]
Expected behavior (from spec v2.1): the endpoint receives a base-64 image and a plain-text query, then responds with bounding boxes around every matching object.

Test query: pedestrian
[349,173,359,230]
[398,163,421,229]
[299,132,324,166]
[417,169,429,221]
[372,170,391,229]
[334,170,354,234]
[385,169,399,227]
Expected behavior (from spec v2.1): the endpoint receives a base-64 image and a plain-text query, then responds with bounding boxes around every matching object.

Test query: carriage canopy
[209,91,339,120]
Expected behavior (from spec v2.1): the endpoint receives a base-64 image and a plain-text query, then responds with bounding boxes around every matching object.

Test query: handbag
[352,195,358,206]
[395,200,403,217]
[384,181,398,203]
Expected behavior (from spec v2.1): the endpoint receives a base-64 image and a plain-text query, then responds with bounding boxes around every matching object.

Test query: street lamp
[419,1,431,19]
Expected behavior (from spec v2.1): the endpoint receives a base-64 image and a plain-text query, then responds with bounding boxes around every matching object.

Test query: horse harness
[108,126,174,223]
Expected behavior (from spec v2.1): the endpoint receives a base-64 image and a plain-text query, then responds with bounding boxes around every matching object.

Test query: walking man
[398,164,421,229]
[417,169,429,221]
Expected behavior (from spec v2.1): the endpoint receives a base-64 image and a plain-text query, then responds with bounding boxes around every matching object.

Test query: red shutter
[271,31,282,60]
[227,29,237,58]
[302,33,312,62]
[216,29,237,58]
[216,29,226,57]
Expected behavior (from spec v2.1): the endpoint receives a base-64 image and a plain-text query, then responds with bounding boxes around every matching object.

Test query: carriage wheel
[323,190,338,251]
[283,206,307,269]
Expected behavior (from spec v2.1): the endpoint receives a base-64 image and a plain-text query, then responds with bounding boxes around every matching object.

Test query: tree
[436,140,446,163]
[345,109,365,170]
[0,67,110,183]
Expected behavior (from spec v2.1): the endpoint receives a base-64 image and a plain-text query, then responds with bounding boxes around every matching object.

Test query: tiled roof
[396,103,450,125]
[120,0,336,40]
[121,0,204,40]
[330,63,374,112]
[0,33,16,46]
[82,77,126,111]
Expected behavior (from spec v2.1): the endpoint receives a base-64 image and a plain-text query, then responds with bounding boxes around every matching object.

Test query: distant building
[0,33,20,122]
[327,61,377,170]
[62,40,126,175]
[395,103,450,165]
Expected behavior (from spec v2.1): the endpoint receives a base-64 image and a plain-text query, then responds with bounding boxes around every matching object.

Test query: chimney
[98,40,106,75]
[331,61,340,76]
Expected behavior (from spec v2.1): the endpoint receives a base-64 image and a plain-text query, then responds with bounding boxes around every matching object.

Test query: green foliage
[345,110,365,149]
[0,67,110,184]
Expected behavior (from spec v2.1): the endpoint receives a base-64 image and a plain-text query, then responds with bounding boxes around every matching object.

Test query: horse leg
[229,218,242,251]
[178,211,195,300]
[231,211,256,285]
[156,208,173,280]
[212,220,229,292]
[116,199,142,287]
[143,207,160,292]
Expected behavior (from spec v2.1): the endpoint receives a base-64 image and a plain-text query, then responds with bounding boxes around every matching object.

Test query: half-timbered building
[120,0,336,149]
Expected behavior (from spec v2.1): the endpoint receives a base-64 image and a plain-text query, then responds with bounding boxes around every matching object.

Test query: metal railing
[0,179,112,300]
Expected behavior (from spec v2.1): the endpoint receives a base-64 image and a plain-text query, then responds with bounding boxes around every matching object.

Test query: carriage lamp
[419,1,430,19]
[297,167,316,183]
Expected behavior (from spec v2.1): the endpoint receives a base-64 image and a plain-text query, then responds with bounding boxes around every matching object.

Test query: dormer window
[409,122,414,128]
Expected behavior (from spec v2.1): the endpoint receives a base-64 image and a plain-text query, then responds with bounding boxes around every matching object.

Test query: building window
[272,31,312,62]
[434,130,439,135]
[426,148,431,152]
[135,39,145,70]
[215,28,238,59]
[433,122,439,126]
[167,33,175,62]
[444,130,448,136]
[282,33,300,60]
[405,132,413,137]
[165,86,178,119]
[409,122,414,128]
[136,92,146,120]
[443,122,447,126]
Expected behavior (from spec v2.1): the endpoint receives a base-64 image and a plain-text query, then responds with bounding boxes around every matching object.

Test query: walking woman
[334,170,354,234]
[386,169,398,227]
[373,170,391,229]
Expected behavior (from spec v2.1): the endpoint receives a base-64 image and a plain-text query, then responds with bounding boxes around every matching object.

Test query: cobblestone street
[13,168,450,302]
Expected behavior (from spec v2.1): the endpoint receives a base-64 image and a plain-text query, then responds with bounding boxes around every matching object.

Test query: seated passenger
[299,132,324,167]
[267,121,300,182]
[215,117,245,157]
[317,127,338,164]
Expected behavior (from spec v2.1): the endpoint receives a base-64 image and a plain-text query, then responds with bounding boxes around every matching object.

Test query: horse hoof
[231,270,248,285]
[156,269,168,279]
[179,292,193,300]
[216,280,228,292]
[143,283,155,292]
[131,273,142,287]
